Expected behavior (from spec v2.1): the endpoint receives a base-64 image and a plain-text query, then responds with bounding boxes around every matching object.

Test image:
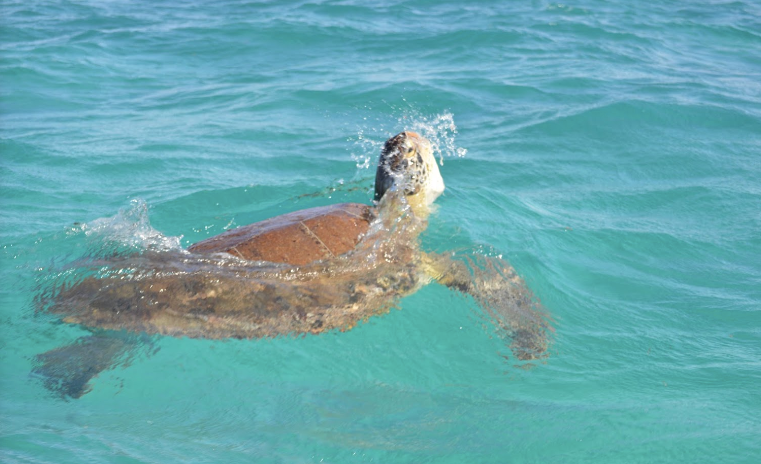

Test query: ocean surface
[2,0,760,462]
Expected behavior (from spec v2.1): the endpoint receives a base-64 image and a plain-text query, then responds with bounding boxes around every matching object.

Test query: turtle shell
[188,203,375,265]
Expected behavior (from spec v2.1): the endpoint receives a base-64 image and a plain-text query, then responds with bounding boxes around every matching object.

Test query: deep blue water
[2,0,761,462]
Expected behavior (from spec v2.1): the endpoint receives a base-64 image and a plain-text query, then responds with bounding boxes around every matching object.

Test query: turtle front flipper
[422,252,553,362]
[32,331,154,399]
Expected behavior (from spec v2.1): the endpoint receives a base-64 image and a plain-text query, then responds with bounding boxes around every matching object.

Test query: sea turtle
[34,132,551,398]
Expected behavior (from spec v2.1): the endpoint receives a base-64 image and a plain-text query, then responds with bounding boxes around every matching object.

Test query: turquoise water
[2,0,761,462]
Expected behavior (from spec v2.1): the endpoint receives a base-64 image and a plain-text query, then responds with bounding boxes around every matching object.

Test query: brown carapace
[188,203,374,266]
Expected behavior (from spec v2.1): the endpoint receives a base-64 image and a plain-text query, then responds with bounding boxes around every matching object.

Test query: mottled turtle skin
[35,132,551,398]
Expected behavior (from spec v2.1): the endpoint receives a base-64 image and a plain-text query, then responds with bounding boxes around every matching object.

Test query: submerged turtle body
[56,239,422,340]
[188,203,375,265]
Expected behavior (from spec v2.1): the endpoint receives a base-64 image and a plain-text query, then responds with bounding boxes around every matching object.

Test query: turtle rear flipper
[32,332,154,399]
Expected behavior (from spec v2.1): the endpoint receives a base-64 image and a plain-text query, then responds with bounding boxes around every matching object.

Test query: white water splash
[349,110,468,171]
[350,128,377,170]
[402,111,468,165]
[83,199,183,253]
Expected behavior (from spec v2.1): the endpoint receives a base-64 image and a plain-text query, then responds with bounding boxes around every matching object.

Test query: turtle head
[374,131,445,208]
